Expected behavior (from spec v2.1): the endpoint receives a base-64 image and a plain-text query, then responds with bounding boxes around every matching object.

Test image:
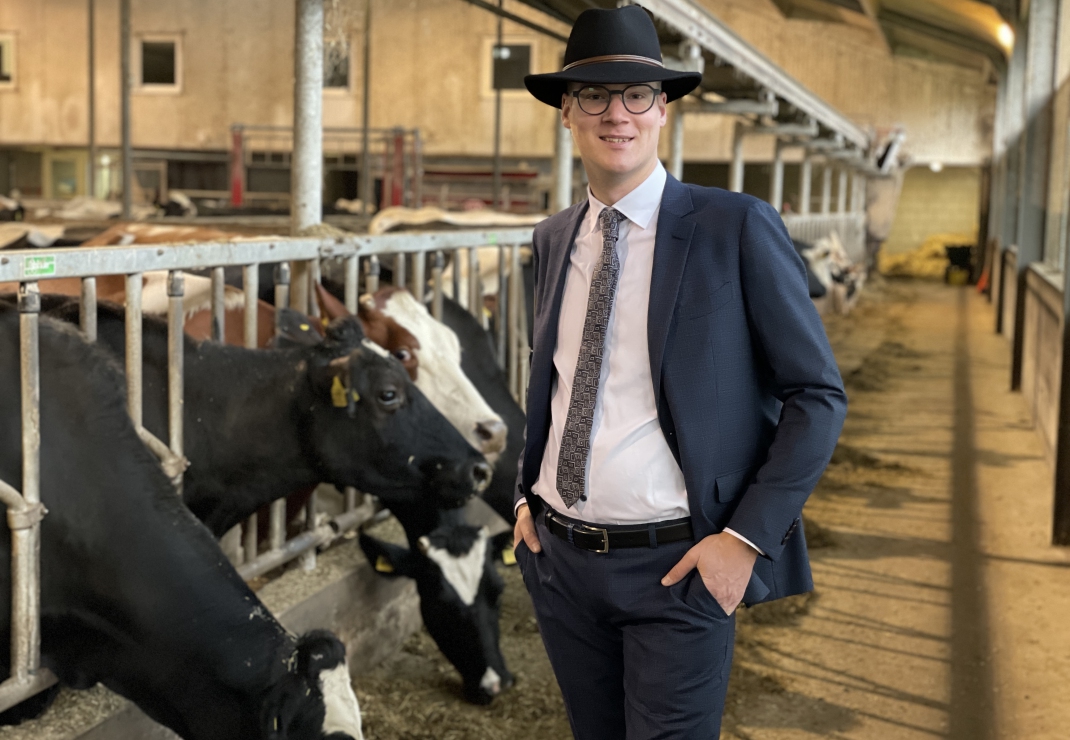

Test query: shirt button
[580,495,588,502]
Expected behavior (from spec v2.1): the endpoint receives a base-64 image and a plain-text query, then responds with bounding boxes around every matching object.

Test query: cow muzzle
[474,418,508,459]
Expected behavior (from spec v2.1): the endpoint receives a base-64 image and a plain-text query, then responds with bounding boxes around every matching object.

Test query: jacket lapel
[647,176,695,404]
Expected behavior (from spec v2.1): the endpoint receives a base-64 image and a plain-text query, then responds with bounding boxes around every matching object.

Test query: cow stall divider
[782,212,867,265]
[0,227,533,712]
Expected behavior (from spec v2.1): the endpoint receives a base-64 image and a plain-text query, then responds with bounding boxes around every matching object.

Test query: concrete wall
[1021,265,1063,465]
[0,0,996,166]
[882,165,982,254]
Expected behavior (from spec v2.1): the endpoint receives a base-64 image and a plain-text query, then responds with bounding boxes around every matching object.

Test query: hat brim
[524,62,701,108]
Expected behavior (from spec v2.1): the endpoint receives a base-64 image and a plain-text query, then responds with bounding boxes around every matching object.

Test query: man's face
[562,83,668,182]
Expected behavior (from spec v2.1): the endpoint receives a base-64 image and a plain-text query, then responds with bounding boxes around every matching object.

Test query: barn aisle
[722,280,1070,740]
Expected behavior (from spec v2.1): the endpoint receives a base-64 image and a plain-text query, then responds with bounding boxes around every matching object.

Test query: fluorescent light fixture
[997,23,1014,50]
[930,161,944,173]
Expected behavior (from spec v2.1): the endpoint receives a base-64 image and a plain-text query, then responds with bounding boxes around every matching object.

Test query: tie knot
[599,208,621,244]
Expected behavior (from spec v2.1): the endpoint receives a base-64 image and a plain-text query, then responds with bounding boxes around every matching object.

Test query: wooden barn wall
[0,0,995,164]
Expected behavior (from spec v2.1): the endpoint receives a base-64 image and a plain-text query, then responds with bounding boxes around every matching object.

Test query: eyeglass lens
[574,85,660,115]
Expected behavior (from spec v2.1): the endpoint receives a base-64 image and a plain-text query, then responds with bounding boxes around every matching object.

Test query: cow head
[371,288,508,463]
[359,523,513,705]
[305,315,491,506]
[262,630,364,740]
[315,282,420,381]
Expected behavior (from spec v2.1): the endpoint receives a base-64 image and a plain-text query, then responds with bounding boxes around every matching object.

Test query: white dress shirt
[527,162,762,553]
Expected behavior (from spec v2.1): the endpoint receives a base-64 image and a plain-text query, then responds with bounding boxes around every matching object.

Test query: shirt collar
[586,161,667,231]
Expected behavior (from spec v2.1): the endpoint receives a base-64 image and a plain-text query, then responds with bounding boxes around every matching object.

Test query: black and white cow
[0,303,363,739]
[35,298,489,537]
[358,501,512,705]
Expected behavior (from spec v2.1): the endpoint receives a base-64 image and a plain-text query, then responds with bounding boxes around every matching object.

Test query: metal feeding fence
[781,213,867,265]
[0,227,534,712]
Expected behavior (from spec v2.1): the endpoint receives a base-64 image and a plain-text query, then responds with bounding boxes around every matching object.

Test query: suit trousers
[517,512,735,740]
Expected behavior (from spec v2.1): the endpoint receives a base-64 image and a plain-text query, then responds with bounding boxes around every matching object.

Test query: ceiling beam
[878,8,1006,71]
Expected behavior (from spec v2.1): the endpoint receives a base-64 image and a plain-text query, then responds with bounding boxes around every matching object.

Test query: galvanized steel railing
[782,212,867,265]
[0,227,534,712]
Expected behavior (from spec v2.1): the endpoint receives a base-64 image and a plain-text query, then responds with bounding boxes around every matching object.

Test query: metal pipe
[849,171,861,213]
[394,253,407,289]
[366,255,380,294]
[729,121,745,193]
[412,130,423,208]
[360,0,373,217]
[491,2,504,210]
[243,264,258,349]
[244,514,258,563]
[837,168,848,213]
[770,139,784,211]
[308,258,321,319]
[80,277,97,342]
[274,262,291,337]
[344,487,358,513]
[210,267,225,343]
[821,163,832,215]
[167,271,184,497]
[270,500,286,551]
[119,0,131,218]
[15,282,42,683]
[300,489,317,571]
[451,249,461,303]
[344,255,358,313]
[125,273,143,427]
[87,0,96,198]
[553,117,573,213]
[496,245,507,369]
[669,102,684,181]
[411,250,425,302]
[799,152,812,216]
[468,247,481,321]
[292,0,324,237]
[431,251,444,321]
[507,246,520,401]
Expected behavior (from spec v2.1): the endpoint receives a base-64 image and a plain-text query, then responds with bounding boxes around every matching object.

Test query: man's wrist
[723,527,765,557]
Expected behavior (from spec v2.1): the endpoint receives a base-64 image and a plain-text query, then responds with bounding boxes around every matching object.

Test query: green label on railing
[24,255,56,278]
[487,233,499,245]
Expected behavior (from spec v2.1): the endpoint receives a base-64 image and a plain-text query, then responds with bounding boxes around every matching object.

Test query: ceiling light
[930,161,944,173]
[997,23,1014,50]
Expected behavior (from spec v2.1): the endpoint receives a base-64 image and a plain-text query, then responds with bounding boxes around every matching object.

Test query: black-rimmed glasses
[571,84,662,115]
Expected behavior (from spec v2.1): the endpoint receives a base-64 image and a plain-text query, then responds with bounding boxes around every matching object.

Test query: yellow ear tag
[331,376,348,408]
[299,323,310,331]
[375,555,394,573]
[351,389,360,403]
[501,547,517,566]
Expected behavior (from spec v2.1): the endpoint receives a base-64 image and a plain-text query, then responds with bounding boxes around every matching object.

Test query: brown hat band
[562,54,665,71]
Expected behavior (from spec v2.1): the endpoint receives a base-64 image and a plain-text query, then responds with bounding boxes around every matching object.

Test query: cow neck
[387,499,465,547]
[183,343,322,527]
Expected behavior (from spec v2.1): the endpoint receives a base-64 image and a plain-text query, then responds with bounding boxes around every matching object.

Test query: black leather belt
[546,509,693,553]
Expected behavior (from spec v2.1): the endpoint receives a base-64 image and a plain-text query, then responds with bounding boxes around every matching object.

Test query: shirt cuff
[514,499,528,516]
[723,527,765,556]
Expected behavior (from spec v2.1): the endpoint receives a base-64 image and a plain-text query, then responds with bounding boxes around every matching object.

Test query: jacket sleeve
[725,199,847,561]
[514,226,541,512]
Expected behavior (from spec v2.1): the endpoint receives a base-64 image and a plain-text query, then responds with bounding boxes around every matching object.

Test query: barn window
[324,39,350,89]
[492,44,530,90]
[136,35,182,92]
[0,34,15,88]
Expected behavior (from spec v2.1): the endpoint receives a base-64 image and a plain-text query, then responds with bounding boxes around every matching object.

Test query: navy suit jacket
[515,175,847,605]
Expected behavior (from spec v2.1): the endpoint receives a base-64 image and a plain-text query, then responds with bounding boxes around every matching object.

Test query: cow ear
[315,282,352,321]
[359,532,418,578]
[272,308,324,348]
[322,316,365,350]
[314,356,360,416]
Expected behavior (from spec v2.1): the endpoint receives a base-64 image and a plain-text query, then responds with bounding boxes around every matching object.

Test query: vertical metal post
[508,245,520,402]
[730,121,745,193]
[166,271,184,497]
[344,255,358,313]
[360,0,372,216]
[491,1,504,209]
[496,245,508,368]
[79,277,97,342]
[344,487,358,513]
[837,168,848,213]
[125,273,143,427]
[553,117,573,213]
[770,139,784,211]
[799,150,812,216]
[412,130,423,208]
[394,253,407,288]
[411,251,425,302]
[451,249,461,303]
[87,0,96,198]
[366,255,380,294]
[308,259,321,319]
[243,264,259,563]
[821,163,832,215]
[14,283,42,683]
[210,266,225,343]
[669,102,684,181]
[229,126,246,208]
[300,491,317,571]
[291,0,324,316]
[431,251,444,321]
[468,247,481,321]
[120,0,132,220]
[850,172,862,213]
[274,262,291,337]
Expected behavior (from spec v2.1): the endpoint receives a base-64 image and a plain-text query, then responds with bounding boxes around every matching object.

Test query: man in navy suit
[512,7,847,739]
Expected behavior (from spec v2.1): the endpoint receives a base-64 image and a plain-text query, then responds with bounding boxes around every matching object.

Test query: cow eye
[393,348,412,362]
[377,388,401,409]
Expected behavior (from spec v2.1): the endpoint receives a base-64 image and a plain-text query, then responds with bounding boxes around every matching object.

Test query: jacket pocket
[714,466,753,503]
[678,280,733,321]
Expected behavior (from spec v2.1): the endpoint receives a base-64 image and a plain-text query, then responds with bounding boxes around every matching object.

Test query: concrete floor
[723,280,1070,740]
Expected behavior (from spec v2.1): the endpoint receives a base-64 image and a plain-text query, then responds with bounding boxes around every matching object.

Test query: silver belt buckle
[575,521,610,554]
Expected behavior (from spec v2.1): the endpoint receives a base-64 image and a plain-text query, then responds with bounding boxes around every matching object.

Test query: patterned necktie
[556,207,623,509]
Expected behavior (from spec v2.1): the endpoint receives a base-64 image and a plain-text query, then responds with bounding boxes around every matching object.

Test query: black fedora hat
[524,6,702,109]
